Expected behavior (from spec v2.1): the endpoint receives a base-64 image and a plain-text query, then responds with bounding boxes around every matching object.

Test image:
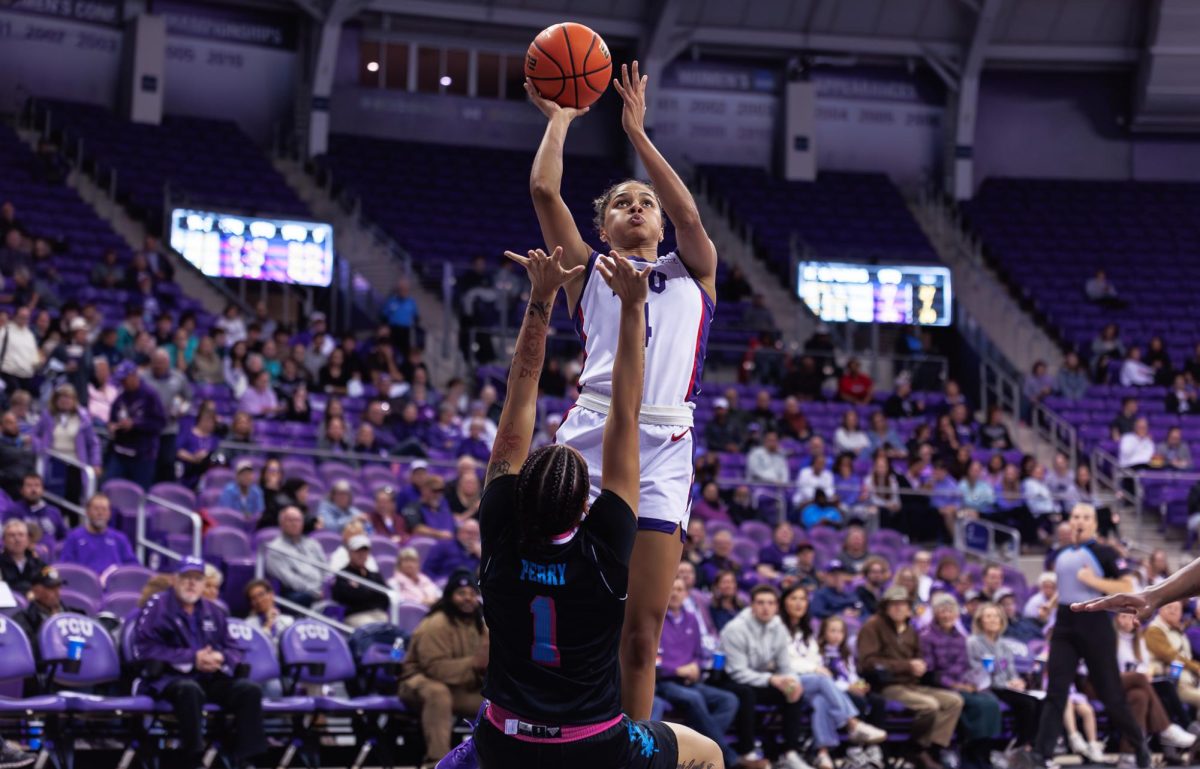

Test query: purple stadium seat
[225,619,315,716]
[0,618,67,714]
[254,528,280,552]
[207,506,255,532]
[739,520,773,547]
[204,526,253,563]
[102,564,153,594]
[38,614,156,711]
[394,603,429,635]
[406,536,437,564]
[311,530,342,556]
[202,468,235,491]
[100,591,142,619]
[59,589,100,616]
[52,564,103,604]
[317,461,357,486]
[149,482,197,510]
[278,620,402,714]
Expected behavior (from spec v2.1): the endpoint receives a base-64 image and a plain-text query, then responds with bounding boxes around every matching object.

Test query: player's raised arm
[526,81,592,296]
[484,247,583,487]
[596,252,650,512]
[614,60,718,299]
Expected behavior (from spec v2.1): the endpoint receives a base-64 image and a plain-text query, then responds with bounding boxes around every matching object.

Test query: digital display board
[797,261,952,326]
[169,208,334,287]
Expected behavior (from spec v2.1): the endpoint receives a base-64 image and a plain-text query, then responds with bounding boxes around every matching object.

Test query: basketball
[525,22,612,110]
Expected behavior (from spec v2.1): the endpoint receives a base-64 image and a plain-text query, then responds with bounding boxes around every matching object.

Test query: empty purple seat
[103,564,154,594]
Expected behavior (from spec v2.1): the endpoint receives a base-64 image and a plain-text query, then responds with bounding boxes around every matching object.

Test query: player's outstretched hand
[524,78,590,122]
[596,251,650,305]
[613,60,648,137]
[503,246,584,298]
[1071,590,1156,620]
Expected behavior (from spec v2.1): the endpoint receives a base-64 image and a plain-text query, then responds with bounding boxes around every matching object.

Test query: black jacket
[0,550,46,595]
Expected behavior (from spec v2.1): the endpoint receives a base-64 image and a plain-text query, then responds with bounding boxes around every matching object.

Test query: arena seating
[699,165,941,280]
[36,100,308,225]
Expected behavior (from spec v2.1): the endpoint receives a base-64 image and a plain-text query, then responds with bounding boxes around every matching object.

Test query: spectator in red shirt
[838,359,874,405]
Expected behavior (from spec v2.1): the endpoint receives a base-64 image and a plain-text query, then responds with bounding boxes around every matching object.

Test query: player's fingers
[636,265,652,279]
[612,78,626,99]
[631,60,639,83]
[563,264,585,278]
[549,245,564,261]
[503,250,530,266]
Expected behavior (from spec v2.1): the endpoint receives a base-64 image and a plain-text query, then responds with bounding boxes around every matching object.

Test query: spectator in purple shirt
[655,578,743,769]
[921,594,1001,769]
[423,519,482,579]
[400,475,455,540]
[454,417,491,464]
[426,405,461,455]
[700,529,742,588]
[756,522,800,584]
[58,492,137,576]
[4,474,66,543]
[238,370,280,418]
[105,360,166,489]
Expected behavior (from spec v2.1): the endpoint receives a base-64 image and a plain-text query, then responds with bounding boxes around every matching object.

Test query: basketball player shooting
[526,59,718,721]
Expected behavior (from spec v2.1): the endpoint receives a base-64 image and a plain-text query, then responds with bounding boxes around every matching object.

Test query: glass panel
[384,42,409,90]
[444,49,469,95]
[417,46,441,93]
[477,52,500,98]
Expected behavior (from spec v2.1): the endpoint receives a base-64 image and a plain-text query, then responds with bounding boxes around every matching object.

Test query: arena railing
[140,495,203,569]
[35,450,98,503]
[255,541,400,628]
[215,440,466,473]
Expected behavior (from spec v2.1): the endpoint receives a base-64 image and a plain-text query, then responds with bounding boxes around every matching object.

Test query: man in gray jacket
[144,348,192,483]
[264,506,326,607]
[719,584,811,769]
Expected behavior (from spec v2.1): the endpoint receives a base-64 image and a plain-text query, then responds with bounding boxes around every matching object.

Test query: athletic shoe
[0,745,34,769]
[848,721,888,745]
[1116,754,1139,769]
[1161,723,1198,749]
[1085,740,1108,763]
[843,747,870,769]
[813,751,834,769]
[939,748,961,769]
[865,745,884,767]
[1068,732,1091,758]
[775,750,814,769]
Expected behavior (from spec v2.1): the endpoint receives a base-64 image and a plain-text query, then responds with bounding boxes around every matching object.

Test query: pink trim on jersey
[485,702,622,743]
[683,288,710,401]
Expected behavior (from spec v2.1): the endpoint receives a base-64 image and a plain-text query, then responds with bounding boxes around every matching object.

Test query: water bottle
[390,637,405,662]
[28,720,42,751]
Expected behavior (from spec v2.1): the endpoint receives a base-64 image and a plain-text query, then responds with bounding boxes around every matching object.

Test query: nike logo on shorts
[670,428,692,443]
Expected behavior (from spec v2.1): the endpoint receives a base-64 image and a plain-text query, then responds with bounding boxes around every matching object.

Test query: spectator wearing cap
[810,560,860,620]
[5,473,65,542]
[398,569,487,765]
[401,476,455,540]
[1022,572,1058,630]
[746,430,788,485]
[423,519,481,580]
[144,348,193,484]
[318,480,364,534]
[0,520,45,595]
[860,587,963,769]
[243,580,293,642]
[264,506,327,608]
[717,584,808,769]
[13,566,87,646]
[331,534,392,628]
[59,493,136,576]
[218,461,265,519]
[391,547,440,607]
[704,397,745,454]
[0,411,36,499]
[105,360,166,490]
[133,556,265,769]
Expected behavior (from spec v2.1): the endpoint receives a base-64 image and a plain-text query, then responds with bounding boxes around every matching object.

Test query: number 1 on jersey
[530,596,561,667]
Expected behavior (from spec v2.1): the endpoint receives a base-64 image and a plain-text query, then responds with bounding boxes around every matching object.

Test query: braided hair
[514,444,589,548]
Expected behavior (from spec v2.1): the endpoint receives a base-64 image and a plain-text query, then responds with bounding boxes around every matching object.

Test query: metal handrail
[216,440,462,469]
[143,494,203,561]
[40,490,84,522]
[955,517,1021,563]
[273,595,353,635]
[257,540,401,625]
[38,450,98,502]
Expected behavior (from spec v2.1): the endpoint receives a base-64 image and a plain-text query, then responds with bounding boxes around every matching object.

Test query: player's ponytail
[515,444,589,548]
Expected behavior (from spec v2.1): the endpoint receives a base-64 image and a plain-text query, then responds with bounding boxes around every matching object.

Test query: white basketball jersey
[573,250,714,408]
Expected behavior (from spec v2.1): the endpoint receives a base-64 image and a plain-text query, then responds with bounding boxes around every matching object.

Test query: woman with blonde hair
[967,602,1041,752]
[33,383,101,503]
[391,547,440,607]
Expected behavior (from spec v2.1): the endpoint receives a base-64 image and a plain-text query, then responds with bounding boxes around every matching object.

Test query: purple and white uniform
[556,249,714,534]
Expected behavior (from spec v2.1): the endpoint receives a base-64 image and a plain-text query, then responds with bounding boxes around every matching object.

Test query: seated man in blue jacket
[810,559,863,620]
[132,556,265,769]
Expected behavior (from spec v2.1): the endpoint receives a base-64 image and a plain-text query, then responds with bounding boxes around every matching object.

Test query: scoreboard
[169,208,335,288]
[797,261,953,327]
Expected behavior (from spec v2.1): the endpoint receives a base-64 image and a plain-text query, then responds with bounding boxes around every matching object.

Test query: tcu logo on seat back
[228,623,252,642]
[297,623,330,642]
[57,617,95,638]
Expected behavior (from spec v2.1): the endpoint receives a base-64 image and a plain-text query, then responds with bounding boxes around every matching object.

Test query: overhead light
[366,61,379,72]
[440,75,452,87]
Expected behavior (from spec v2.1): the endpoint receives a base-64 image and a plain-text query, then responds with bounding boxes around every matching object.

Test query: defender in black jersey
[469,247,722,769]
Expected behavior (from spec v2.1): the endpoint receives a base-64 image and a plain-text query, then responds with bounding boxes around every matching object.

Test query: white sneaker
[1084,740,1108,763]
[775,751,814,769]
[1160,722,1198,749]
[848,721,888,745]
[813,752,834,769]
[1068,732,1090,757]
[1115,754,1138,769]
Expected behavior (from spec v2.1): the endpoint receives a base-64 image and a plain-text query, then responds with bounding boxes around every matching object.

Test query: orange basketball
[525,22,612,110]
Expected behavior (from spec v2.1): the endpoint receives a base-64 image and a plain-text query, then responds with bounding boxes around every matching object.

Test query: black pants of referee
[1033,610,1145,760]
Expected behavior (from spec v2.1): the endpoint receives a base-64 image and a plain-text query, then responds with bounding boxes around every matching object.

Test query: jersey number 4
[529,596,561,667]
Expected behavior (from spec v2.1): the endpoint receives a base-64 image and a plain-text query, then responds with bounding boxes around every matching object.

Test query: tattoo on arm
[515,300,551,378]
[485,459,511,486]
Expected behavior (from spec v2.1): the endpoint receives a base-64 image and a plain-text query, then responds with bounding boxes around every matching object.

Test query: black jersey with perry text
[479,474,637,725]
